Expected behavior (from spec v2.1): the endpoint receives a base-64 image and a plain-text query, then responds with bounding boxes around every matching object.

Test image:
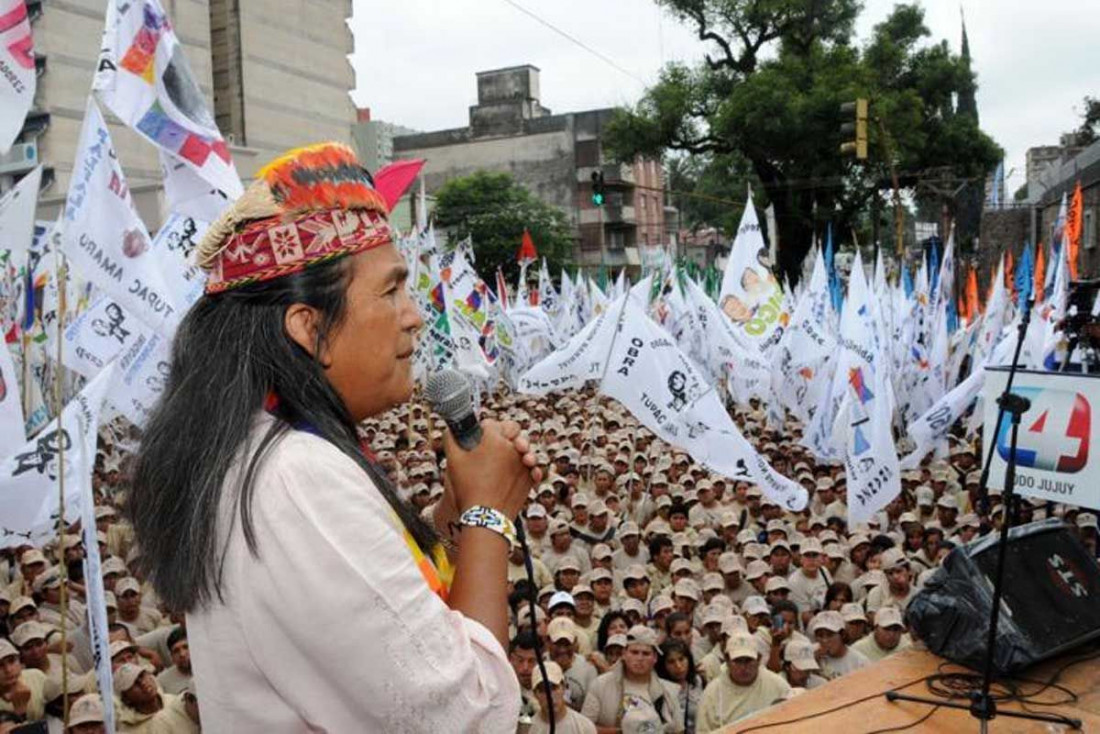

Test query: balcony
[578,204,636,226]
[575,161,635,186]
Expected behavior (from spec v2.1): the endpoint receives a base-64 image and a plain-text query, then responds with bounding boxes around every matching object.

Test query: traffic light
[591,170,605,206]
[840,98,869,160]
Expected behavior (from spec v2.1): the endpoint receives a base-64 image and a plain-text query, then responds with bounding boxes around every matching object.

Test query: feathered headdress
[197,143,394,294]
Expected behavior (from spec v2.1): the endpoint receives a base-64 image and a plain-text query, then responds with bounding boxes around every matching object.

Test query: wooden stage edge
[723,643,1100,733]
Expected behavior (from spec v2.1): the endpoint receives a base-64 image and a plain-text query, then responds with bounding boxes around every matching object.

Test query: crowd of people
[1,385,1098,733]
[374,386,1098,733]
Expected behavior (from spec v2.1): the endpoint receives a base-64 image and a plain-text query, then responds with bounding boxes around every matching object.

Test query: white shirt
[187,417,520,732]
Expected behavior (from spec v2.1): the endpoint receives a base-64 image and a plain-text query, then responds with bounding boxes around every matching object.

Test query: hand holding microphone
[426,370,541,519]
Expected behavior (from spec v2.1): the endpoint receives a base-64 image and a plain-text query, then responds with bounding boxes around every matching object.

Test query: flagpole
[21,329,31,424]
[52,247,71,728]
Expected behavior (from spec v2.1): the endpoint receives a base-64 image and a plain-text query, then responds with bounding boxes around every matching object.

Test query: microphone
[425,369,483,451]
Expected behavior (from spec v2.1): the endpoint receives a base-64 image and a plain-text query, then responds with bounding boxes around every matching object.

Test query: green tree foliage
[604,1,1001,281]
[1067,95,1100,145]
[433,171,574,285]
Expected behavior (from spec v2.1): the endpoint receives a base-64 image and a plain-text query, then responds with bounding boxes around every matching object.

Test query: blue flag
[825,223,843,312]
[901,264,914,298]
[1015,243,1034,308]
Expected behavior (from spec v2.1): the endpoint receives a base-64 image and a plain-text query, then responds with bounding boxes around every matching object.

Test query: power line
[499,0,648,85]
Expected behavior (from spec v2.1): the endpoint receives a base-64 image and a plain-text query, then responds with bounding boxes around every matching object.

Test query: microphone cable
[515,516,556,734]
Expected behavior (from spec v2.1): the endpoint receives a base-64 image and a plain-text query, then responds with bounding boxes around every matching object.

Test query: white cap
[783,638,821,671]
[547,591,575,610]
[743,596,770,617]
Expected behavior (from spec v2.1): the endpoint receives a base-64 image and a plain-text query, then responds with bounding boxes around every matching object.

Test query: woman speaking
[128,143,538,731]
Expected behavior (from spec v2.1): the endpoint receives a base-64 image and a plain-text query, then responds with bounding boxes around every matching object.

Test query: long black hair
[657,638,698,687]
[127,257,436,612]
[595,610,630,652]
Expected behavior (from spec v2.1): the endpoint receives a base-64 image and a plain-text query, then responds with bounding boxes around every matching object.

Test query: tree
[1067,95,1100,145]
[433,171,574,285]
[667,153,758,236]
[604,1,1001,282]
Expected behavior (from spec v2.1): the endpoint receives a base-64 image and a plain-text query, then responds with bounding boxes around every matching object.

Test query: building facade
[1,0,356,228]
[392,65,667,268]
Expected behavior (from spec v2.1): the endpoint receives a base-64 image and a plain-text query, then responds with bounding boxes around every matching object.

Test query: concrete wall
[238,0,355,160]
[397,127,579,225]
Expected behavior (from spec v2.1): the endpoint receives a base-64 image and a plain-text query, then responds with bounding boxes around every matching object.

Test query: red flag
[372,159,425,212]
[1066,181,1083,280]
[1003,250,1015,304]
[517,229,537,263]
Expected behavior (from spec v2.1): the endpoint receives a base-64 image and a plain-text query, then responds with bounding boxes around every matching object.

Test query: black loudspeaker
[907,518,1100,675]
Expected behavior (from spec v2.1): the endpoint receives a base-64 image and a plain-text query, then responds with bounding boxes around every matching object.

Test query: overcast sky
[351,1,1098,196]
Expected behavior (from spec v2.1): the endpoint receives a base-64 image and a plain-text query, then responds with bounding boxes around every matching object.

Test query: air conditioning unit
[0,141,38,176]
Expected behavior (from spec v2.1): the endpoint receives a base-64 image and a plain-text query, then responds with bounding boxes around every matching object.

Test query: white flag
[516,304,616,395]
[0,336,24,450]
[438,249,491,381]
[718,194,787,354]
[104,328,170,428]
[846,363,901,524]
[601,297,806,511]
[0,164,40,256]
[0,0,34,154]
[508,306,557,367]
[95,0,242,195]
[774,249,836,421]
[829,253,900,523]
[0,363,114,544]
[519,294,807,511]
[900,368,984,470]
[160,150,235,222]
[63,293,141,379]
[62,98,183,336]
[150,212,208,310]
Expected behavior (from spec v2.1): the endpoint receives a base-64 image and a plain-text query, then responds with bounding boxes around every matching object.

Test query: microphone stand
[885,299,1081,731]
[515,517,556,734]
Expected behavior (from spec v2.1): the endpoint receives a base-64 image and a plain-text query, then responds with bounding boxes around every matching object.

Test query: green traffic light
[592,192,605,206]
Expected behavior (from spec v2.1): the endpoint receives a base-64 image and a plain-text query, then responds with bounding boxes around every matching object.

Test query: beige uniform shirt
[509,557,553,590]
[117,693,198,733]
[542,546,592,576]
[786,569,828,613]
[818,647,871,681]
[581,669,684,733]
[611,547,649,571]
[156,665,193,696]
[119,606,164,637]
[561,654,598,711]
[0,668,48,722]
[697,668,790,732]
[530,706,598,734]
[865,583,917,615]
[852,633,912,663]
[647,564,673,595]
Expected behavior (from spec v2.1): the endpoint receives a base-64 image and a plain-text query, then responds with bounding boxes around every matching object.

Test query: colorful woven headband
[197,143,392,294]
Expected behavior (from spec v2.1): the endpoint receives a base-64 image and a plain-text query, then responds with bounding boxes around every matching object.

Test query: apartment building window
[1085,208,1096,250]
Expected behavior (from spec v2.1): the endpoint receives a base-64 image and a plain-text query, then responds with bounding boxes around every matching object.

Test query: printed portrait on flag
[96,0,241,195]
[720,246,779,325]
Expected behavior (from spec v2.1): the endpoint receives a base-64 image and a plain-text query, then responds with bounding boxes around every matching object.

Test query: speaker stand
[886,303,1082,732]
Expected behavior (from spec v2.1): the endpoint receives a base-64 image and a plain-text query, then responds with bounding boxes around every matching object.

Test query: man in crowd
[697,633,790,731]
[582,625,683,733]
[811,611,870,681]
[531,661,597,734]
[851,606,911,663]
[156,627,193,695]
